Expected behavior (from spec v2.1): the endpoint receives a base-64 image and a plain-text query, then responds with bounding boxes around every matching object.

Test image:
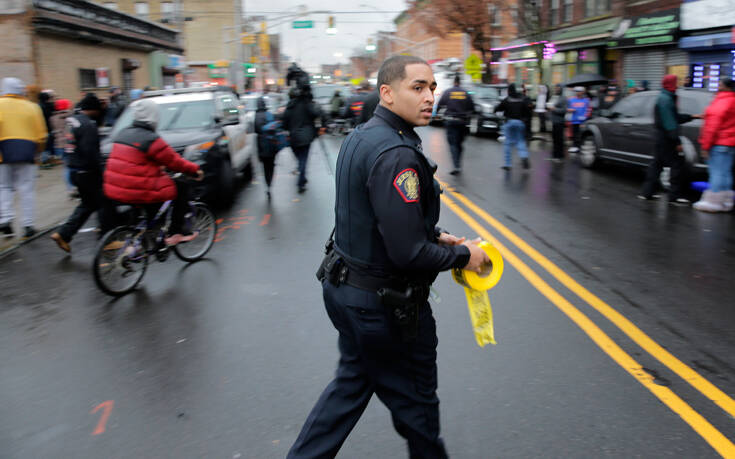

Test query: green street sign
[292,20,314,29]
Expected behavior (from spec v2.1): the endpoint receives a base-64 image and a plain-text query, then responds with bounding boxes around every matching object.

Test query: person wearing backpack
[255,97,279,200]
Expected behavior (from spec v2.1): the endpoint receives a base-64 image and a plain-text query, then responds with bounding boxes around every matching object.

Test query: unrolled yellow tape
[452,241,504,347]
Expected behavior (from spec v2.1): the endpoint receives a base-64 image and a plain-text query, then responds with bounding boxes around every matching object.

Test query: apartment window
[102,2,117,9]
[134,2,149,19]
[563,0,573,22]
[161,1,174,21]
[585,0,609,17]
[550,0,559,26]
[79,69,97,89]
[488,4,500,26]
[511,6,518,28]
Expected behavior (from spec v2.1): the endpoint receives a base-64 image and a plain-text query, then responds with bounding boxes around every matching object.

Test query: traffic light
[326,15,337,35]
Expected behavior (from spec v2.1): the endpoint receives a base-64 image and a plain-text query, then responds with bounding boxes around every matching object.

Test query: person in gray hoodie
[549,84,568,161]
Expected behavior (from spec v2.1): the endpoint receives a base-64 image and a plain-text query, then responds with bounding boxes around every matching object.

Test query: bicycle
[92,184,217,296]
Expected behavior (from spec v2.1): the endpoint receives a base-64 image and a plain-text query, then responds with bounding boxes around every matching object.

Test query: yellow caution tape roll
[452,241,504,291]
[452,241,504,347]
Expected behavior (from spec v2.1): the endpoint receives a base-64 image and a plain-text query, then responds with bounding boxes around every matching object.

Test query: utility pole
[234,0,245,91]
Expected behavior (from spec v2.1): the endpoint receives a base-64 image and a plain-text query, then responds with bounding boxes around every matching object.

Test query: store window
[161,1,174,22]
[550,0,559,26]
[102,2,117,9]
[79,69,97,89]
[134,2,149,19]
[563,0,573,22]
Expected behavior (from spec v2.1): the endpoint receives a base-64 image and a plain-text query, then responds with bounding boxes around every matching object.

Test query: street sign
[292,20,314,29]
[465,54,483,82]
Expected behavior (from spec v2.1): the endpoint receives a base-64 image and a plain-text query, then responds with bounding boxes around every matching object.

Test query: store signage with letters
[607,10,679,48]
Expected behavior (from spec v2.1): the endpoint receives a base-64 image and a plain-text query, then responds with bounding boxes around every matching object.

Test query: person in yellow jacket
[0,77,47,239]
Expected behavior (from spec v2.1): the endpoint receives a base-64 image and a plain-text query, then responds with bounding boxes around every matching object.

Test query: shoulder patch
[393,168,420,203]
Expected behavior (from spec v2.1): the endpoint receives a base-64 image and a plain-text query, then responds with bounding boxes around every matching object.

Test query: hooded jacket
[0,78,48,163]
[282,94,321,148]
[104,99,199,203]
[254,97,276,158]
[699,91,735,151]
[654,75,693,144]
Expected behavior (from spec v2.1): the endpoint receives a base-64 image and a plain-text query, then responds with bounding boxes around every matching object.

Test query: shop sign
[681,0,735,31]
[607,9,679,48]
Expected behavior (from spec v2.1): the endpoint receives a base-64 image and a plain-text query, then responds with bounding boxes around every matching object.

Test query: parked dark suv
[103,86,254,204]
[580,89,714,178]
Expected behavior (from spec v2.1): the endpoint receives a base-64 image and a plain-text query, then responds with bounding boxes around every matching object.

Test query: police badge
[393,168,420,203]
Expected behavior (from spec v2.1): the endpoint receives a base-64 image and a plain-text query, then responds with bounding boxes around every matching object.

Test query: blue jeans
[708,145,735,192]
[503,119,528,167]
[292,144,310,188]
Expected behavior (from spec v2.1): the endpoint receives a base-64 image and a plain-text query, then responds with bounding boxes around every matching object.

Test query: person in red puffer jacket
[104,98,203,245]
[694,78,735,213]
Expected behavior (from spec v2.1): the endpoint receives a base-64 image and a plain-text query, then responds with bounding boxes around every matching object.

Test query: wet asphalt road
[1,127,734,458]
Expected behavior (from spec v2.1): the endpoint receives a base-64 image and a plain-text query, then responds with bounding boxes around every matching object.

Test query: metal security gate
[624,48,666,89]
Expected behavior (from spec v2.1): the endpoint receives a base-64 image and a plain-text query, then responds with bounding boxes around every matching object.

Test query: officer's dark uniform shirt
[334,105,470,285]
[437,85,475,122]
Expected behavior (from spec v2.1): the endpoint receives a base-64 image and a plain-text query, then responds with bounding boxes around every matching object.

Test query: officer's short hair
[377,55,429,88]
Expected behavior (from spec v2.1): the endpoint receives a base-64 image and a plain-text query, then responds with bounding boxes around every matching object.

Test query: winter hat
[131,98,159,129]
[1,77,25,96]
[79,93,102,111]
[55,99,71,111]
[661,74,678,92]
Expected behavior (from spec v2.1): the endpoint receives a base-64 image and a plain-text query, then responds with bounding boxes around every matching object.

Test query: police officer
[288,55,489,459]
[437,74,475,175]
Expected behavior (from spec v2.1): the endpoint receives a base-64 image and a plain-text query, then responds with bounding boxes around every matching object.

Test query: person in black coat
[254,97,278,199]
[495,83,532,169]
[282,82,322,193]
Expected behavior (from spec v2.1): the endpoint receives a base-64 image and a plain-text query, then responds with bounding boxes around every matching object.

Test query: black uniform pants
[445,121,466,170]
[641,132,687,200]
[58,170,111,242]
[552,122,565,159]
[288,281,448,459]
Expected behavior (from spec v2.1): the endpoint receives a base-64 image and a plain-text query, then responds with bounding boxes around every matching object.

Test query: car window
[612,94,651,118]
[218,94,239,118]
[678,92,712,115]
[158,99,217,131]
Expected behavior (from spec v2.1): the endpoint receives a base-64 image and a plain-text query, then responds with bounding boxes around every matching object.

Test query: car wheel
[217,158,235,204]
[469,116,479,136]
[579,134,599,168]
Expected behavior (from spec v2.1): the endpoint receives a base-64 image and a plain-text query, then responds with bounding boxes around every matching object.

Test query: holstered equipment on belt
[316,230,428,341]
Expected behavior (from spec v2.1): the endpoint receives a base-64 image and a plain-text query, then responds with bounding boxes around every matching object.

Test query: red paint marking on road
[91,400,114,435]
[259,214,271,226]
[215,218,224,225]
[214,237,225,242]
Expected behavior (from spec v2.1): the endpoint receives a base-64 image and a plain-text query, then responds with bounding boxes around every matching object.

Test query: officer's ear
[379,84,394,106]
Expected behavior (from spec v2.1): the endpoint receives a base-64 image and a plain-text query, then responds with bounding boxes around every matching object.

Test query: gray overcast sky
[244,0,408,72]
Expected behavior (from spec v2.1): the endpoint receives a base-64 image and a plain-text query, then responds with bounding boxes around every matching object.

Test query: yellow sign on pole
[241,34,256,45]
[465,54,483,82]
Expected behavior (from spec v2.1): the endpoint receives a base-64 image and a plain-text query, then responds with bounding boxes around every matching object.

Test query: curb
[0,221,63,261]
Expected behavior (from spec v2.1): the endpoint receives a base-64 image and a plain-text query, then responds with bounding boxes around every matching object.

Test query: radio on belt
[452,241,504,347]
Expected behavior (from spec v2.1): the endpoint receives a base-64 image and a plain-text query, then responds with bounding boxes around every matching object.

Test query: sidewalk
[0,165,78,255]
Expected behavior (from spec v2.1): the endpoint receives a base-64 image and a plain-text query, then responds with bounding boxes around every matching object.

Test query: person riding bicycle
[103,98,204,246]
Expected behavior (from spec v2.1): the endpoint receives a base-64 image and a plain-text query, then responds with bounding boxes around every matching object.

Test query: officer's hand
[462,238,490,273]
[194,169,205,182]
[701,150,708,160]
[318,127,327,136]
[438,232,465,246]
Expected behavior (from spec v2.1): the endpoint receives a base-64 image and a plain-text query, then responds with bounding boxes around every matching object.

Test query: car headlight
[183,140,215,162]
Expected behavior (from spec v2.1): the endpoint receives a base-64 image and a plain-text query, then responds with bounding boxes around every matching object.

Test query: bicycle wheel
[93,226,148,296]
[173,203,217,262]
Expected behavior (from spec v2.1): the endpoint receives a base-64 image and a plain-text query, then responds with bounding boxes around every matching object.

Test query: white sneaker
[694,190,727,212]
[723,190,734,212]
[568,147,579,153]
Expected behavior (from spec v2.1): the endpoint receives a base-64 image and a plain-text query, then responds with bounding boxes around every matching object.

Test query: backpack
[262,112,289,153]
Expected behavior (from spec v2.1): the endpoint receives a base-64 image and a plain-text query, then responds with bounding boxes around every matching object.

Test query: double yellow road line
[439,180,735,457]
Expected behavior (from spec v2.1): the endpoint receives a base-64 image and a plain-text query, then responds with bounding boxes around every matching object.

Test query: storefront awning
[679,32,734,49]
[550,18,621,46]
